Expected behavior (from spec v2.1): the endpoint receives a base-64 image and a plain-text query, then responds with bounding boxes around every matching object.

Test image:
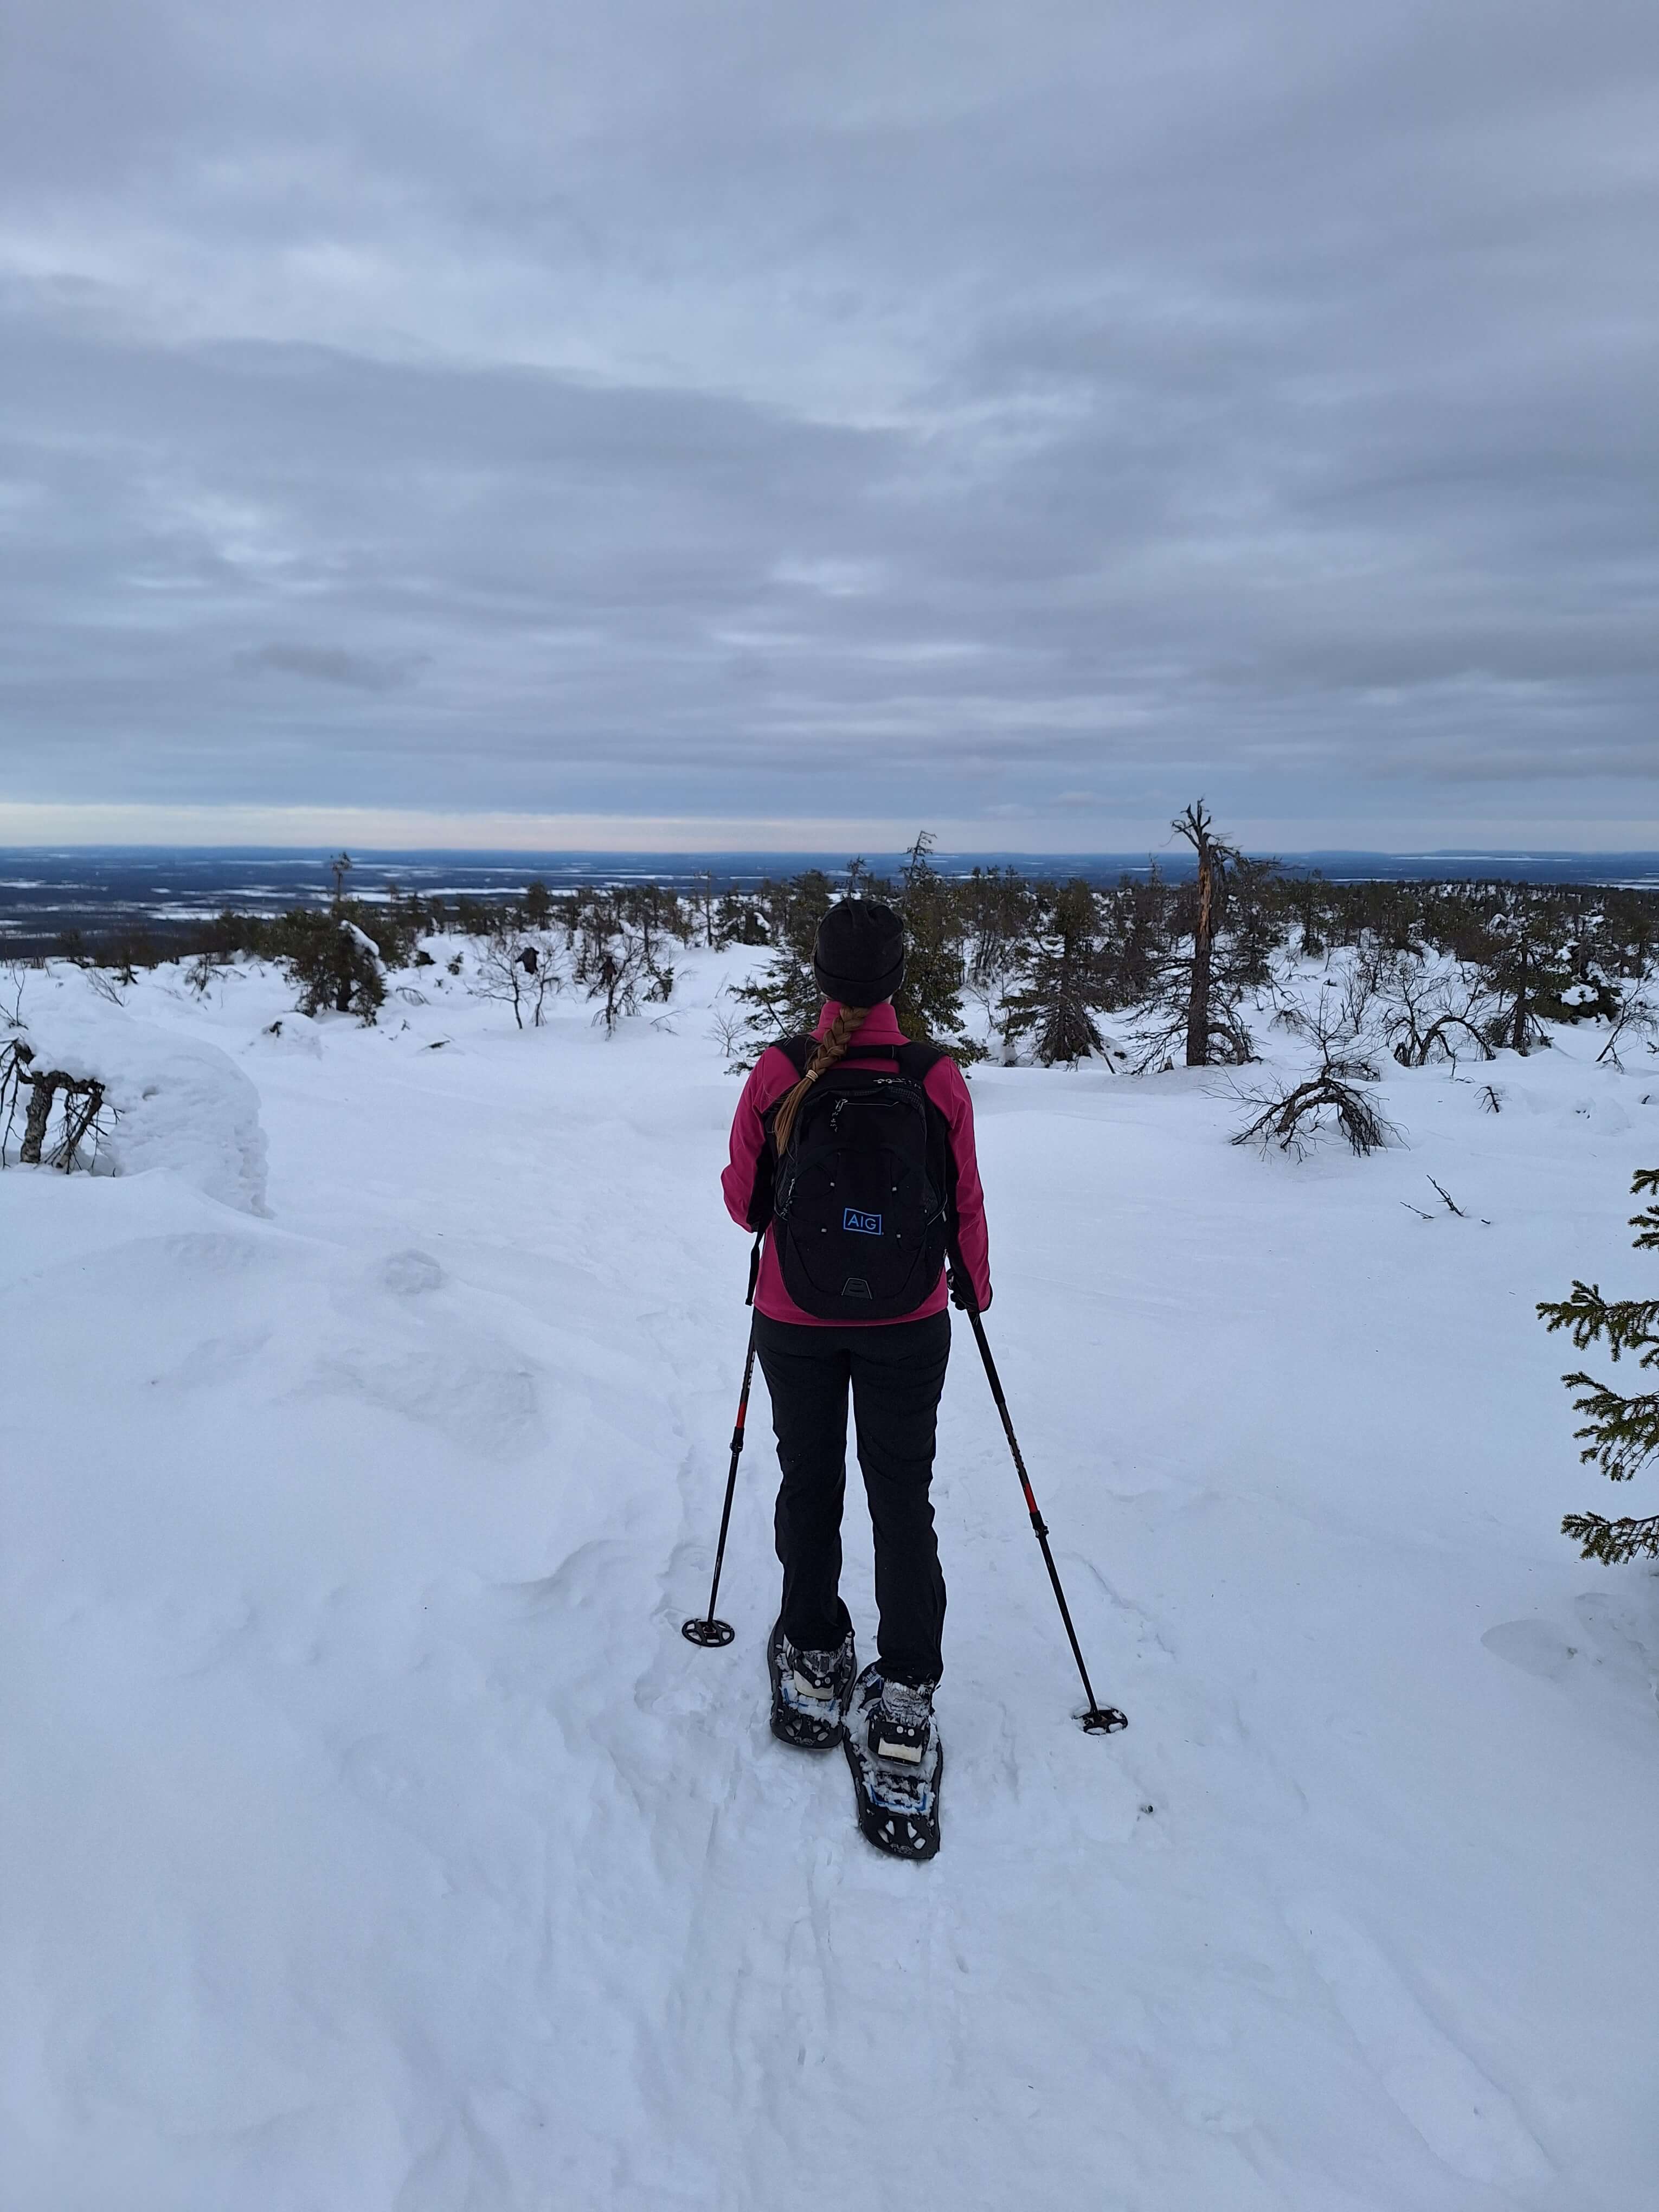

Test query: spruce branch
[1560,1509,1659,1565]
[1539,1167,1659,1549]
[1561,1375,1659,1482]
[1537,1282,1659,1363]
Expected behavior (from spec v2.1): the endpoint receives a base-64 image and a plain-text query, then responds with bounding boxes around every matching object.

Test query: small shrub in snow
[1375,954,1494,1068]
[1232,986,1396,1159]
[582,927,672,1035]
[1595,994,1656,1071]
[1230,1055,1394,1159]
[1539,1168,1659,1565]
[473,930,562,1028]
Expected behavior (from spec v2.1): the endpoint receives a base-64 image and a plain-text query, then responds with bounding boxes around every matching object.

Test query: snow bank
[14,995,269,1214]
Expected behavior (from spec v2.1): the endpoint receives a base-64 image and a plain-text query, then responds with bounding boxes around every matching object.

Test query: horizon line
[5,801,1659,855]
[7,841,1659,862]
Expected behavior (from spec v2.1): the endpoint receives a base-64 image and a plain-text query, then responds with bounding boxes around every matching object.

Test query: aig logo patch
[843,1207,883,1236]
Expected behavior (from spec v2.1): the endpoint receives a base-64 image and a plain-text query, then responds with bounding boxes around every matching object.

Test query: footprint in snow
[382,1249,445,1295]
[1481,1619,1577,1682]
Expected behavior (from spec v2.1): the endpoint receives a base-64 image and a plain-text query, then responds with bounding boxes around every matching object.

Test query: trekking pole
[682,1234,764,1649]
[948,1246,1127,1734]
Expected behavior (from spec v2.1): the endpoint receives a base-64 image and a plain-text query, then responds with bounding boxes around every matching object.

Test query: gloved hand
[947,1268,979,1314]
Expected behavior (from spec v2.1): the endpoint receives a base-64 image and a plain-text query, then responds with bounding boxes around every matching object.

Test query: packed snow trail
[4,949,1658,2209]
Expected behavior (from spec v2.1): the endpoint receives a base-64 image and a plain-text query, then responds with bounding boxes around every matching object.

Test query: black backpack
[751,1037,955,1321]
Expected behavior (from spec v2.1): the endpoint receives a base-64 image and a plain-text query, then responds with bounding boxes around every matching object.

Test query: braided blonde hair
[771,1004,871,1155]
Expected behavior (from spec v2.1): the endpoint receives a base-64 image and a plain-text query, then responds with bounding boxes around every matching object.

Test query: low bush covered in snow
[4,979,268,1213]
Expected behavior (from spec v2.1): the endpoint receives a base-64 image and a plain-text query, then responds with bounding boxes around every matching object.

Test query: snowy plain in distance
[3,939,1657,2210]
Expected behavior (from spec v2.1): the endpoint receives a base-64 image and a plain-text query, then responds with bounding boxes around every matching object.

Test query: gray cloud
[237,642,420,691]
[2,0,1657,843]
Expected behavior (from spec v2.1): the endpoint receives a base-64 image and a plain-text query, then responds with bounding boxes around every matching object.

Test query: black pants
[754,1310,950,1687]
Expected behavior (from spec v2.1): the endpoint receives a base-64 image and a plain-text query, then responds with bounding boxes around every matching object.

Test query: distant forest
[34,818,1659,1076]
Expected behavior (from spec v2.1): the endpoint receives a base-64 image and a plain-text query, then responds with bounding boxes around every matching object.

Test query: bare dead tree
[1174,800,1240,1066]
[1128,805,1256,1070]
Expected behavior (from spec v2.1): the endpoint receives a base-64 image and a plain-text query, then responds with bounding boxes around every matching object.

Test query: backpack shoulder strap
[894,1040,956,1219]
[894,1040,949,1084]
[746,1037,812,1230]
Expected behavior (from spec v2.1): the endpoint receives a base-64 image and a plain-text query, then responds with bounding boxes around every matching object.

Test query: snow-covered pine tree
[892,833,983,1059]
[279,911,385,1021]
[1004,882,1108,1064]
[1478,910,1573,1053]
[714,890,769,947]
[1539,1168,1659,1563]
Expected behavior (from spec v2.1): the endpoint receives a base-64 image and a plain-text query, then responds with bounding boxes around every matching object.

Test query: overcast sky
[3,0,1656,851]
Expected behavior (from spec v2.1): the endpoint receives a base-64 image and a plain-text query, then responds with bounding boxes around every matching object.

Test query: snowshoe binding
[768,1619,857,1750]
[842,1665,942,1861]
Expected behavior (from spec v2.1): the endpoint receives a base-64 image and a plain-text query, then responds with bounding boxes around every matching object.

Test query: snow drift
[11,985,269,1214]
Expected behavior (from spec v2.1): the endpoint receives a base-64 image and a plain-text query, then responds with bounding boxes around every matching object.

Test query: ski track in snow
[4,948,1659,2209]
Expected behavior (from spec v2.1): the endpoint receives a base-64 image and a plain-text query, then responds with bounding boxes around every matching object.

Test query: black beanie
[813,899,906,1007]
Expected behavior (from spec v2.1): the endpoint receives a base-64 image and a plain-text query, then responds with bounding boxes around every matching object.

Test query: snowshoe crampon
[842,1665,942,1861]
[768,1619,856,1750]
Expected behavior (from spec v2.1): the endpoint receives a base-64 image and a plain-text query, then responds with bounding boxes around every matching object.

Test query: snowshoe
[768,1619,857,1750]
[842,1664,942,1861]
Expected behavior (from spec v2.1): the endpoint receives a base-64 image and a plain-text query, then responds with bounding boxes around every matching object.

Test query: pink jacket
[722,1001,992,1326]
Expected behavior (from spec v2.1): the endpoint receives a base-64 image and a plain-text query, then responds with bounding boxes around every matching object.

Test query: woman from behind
[721,898,992,1856]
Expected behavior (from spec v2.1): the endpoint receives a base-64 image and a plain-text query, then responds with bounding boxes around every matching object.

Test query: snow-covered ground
[4,944,1657,2211]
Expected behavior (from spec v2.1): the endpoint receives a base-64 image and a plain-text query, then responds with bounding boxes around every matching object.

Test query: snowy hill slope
[3,949,1657,2210]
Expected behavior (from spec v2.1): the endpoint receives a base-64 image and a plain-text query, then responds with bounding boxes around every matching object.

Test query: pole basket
[1081,1705,1129,1735]
[681,1617,736,1648]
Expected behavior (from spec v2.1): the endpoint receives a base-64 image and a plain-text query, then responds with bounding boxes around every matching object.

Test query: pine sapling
[1003,882,1109,1065]
[1538,1168,1659,1563]
[893,832,983,1059]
